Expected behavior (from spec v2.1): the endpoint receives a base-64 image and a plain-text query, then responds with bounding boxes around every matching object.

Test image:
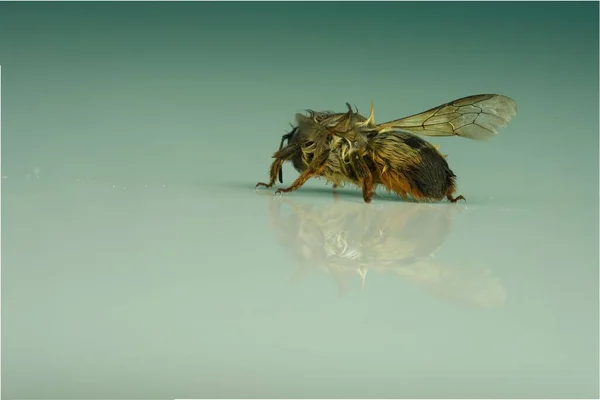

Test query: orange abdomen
[369,132,457,201]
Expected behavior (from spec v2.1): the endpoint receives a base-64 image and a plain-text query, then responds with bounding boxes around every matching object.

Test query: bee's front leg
[256,143,299,189]
[274,164,327,195]
[277,129,295,183]
[275,150,329,195]
[255,158,284,189]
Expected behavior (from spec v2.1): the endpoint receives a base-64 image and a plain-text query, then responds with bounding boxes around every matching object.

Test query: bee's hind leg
[443,178,466,203]
[446,193,466,203]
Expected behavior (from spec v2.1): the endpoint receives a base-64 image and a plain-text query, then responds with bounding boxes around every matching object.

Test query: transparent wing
[375,94,517,140]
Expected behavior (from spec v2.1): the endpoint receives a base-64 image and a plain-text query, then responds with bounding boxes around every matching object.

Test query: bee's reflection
[267,194,506,309]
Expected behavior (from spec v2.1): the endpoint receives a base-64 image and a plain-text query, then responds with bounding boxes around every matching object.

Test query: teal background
[1,1,598,399]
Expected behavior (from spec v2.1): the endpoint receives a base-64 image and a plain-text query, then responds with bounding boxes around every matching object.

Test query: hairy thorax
[292,131,367,188]
[322,135,368,188]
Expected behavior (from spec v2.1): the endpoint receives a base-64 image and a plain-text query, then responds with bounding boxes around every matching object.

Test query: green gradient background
[1,1,598,399]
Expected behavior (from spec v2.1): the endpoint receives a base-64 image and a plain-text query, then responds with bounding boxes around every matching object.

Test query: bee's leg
[255,159,284,189]
[277,129,295,183]
[275,151,329,195]
[446,185,466,203]
[361,174,376,203]
[447,193,466,203]
[256,143,298,189]
[274,165,326,194]
[351,153,375,203]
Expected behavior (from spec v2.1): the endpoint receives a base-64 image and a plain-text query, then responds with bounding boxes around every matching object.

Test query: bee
[255,94,517,203]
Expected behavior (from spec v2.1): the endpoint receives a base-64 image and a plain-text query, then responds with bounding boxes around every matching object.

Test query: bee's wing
[375,94,517,140]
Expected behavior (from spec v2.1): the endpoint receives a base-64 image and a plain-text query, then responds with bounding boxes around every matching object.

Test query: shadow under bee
[266,195,507,309]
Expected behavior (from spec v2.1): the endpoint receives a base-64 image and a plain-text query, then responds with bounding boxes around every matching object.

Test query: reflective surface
[2,176,598,398]
[1,1,598,398]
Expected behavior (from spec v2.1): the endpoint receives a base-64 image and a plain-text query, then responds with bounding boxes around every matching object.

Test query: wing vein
[375,94,517,141]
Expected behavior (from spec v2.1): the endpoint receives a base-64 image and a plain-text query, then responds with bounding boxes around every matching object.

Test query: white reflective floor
[2,172,598,398]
